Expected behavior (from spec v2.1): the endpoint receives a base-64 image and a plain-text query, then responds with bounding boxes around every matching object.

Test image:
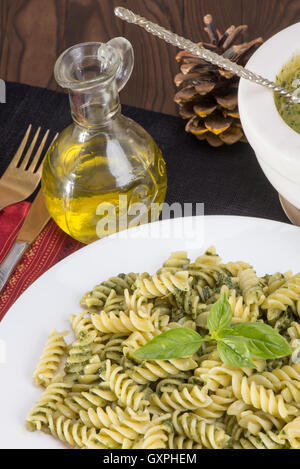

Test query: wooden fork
[0,125,58,210]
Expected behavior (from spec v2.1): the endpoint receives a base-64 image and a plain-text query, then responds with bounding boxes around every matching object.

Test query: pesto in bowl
[274,55,300,134]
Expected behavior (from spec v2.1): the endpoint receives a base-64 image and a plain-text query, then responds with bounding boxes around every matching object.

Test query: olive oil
[42,39,167,244]
[42,125,167,244]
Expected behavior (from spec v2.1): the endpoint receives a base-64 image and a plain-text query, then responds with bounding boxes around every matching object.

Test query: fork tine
[35,132,59,176]
[27,128,49,173]
[19,127,41,169]
[7,124,32,169]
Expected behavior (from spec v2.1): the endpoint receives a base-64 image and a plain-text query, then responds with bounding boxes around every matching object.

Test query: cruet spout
[106,37,134,91]
[54,37,134,92]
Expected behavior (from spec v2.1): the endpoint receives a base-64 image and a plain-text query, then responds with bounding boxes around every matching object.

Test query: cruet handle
[106,37,134,91]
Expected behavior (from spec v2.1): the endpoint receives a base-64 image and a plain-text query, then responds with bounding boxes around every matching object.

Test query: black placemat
[0,81,289,224]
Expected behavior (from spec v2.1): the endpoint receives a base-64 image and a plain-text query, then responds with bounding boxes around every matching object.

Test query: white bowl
[238,22,300,210]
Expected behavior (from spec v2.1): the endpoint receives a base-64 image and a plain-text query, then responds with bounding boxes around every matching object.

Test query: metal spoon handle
[114,6,300,104]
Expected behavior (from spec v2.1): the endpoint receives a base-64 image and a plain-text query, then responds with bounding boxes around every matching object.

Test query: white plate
[0,215,299,449]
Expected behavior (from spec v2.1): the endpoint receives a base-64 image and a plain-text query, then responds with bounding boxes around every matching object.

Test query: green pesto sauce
[274,55,300,134]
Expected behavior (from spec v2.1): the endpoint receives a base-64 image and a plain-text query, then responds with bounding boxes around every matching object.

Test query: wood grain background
[1,0,300,115]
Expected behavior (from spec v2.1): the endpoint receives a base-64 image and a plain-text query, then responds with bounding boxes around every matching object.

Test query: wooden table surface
[1,0,300,116]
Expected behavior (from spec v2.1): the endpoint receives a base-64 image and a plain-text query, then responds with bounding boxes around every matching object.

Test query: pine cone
[174,15,263,147]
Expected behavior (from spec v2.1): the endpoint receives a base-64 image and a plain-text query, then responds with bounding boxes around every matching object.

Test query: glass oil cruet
[42,38,167,244]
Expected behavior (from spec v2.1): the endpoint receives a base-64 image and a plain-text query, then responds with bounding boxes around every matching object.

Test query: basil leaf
[217,337,257,369]
[207,293,232,335]
[220,322,291,359]
[133,327,203,360]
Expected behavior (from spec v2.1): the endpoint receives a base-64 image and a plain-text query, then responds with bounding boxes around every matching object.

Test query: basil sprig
[133,293,291,368]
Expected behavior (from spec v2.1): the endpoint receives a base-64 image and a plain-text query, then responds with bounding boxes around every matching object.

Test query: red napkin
[0,202,83,320]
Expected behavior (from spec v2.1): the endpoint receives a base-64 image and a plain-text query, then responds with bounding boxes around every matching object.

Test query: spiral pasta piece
[81,406,150,448]
[56,383,117,419]
[64,330,99,375]
[135,271,190,298]
[219,285,251,323]
[193,362,235,391]
[129,357,198,385]
[98,335,127,363]
[26,380,71,431]
[266,272,293,295]
[230,404,284,435]
[238,268,265,307]
[231,374,297,421]
[194,284,215,304]
[188,264,233,289]
[223,261,252,277]
[193,246,221,266]
[171,411,230,449]
[80,405,149,432]
[237,430,286,449]
[96,424,145,448]
[223,414,244,442]
[262,274,300,319]
[69,312,101,339]
[158,251,190,273]
[132,416,171,449]
[80,273,137,310]
[152,297,173,316]
[123,291,170,330]
[102,289,125,313]
[101,360,149,411]
[67,354,103,387]
[123,329,160,351]
[91,310,154,334]
[150,384,211,412]
[288,321,300,340]
[123,289,153,317]
[173,288,207,318]
[33,329,68,387]
[194,388,235,420]
[47,414,96,448]
[248,364,300,404]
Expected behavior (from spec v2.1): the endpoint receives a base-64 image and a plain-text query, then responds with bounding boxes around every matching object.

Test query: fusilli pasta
[26,247,300,449]
[33,329,68,387]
